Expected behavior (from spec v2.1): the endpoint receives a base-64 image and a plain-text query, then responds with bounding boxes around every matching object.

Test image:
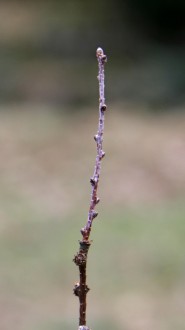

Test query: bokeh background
[1,1,185,329]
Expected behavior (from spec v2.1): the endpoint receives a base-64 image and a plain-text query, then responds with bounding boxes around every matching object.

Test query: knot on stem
[73,283,90,297]
[73,252,87,266]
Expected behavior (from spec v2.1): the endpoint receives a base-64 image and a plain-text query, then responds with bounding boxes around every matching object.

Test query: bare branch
[73,47,107,329]
[83,47,107,241]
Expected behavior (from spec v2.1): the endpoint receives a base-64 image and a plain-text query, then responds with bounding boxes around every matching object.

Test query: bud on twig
[101,151,105,159]
[95,197,100,204]
[92,211,98,219]
[101,104,107,112]
[73,282,80,296]
[90,176,98,186]
[94,134,98,142]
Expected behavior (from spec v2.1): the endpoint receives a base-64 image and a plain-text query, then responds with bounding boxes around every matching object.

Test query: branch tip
[96,47,104,57]
[96,47,107,63]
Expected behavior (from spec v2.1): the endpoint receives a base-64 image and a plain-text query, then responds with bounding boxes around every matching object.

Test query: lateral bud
[80,227,89,240]
[101,151,105,159]
[92,211,98,219]
[101,54,107,63]
[80,227,85,235]
[94,134,98,142]
[73,251,86,266]
[101,104,107,112]
[90,176,98,186]
[85,285,90,293]
[95,197,100,204]
[73,282,80,297]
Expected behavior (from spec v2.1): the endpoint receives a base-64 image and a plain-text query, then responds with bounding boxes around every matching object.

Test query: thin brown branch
[73,47,107,330]
[81,47,107,241]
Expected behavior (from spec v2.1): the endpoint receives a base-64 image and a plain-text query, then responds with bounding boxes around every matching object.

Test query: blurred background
[1,1,185,329]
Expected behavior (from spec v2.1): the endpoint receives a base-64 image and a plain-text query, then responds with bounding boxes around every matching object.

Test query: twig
[73,47,107,330]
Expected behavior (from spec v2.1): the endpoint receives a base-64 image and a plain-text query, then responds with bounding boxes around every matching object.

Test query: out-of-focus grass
[0,105,185,330]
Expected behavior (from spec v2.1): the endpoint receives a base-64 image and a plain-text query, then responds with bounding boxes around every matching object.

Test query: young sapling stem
[73,47,107,330]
